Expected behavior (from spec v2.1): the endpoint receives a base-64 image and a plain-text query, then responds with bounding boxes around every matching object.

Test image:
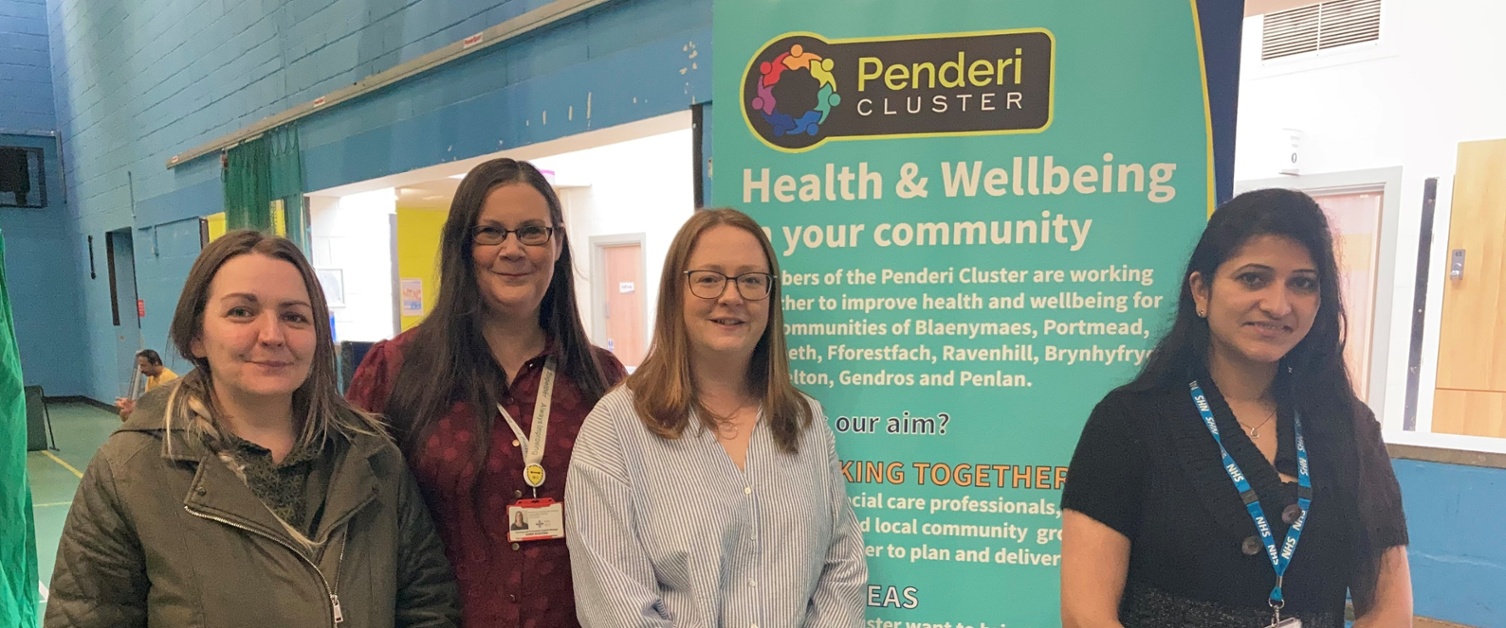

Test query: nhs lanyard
[1189,381,1312,615]
[498,356,557,495]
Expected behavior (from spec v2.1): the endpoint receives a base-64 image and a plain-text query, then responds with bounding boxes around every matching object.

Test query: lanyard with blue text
[1189,381,1312,625]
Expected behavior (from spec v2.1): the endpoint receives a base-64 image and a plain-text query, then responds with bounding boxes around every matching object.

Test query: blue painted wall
[1397,459,1506,627]
[39,0,712,402]
[0,133,85,395]
[0,0,55,131]
[0,0,78,394]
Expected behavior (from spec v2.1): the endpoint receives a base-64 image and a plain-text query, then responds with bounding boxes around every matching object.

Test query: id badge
[1267,618,1302,628]
[506,498,565,543]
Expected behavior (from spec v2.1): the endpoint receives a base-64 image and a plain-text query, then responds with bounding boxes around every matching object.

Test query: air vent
[1262,0,1381,61]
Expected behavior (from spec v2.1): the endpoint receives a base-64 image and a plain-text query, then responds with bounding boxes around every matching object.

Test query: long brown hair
[382,157,612,459]
[628,208,812,453]
[167,230,383,450]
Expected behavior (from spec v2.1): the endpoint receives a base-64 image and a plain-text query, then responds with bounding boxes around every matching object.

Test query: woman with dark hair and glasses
[566,208,866,627]
[347,158,626,627]
[1059,189,1412,627]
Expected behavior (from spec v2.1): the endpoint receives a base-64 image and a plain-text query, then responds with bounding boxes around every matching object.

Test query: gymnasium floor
[26,401,121,625]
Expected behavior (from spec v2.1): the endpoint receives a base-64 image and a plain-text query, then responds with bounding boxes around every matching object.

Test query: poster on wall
[713,1,1239,624]
[400,278,424,316]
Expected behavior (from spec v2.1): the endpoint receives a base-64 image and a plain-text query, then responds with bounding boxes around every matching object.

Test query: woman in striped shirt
[566,208,868,627]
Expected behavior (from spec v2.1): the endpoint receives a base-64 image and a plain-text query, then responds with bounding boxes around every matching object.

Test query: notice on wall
[400,278,424,316]
[713,2,1233,624]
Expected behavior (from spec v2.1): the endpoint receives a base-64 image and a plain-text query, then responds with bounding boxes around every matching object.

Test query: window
[0,146,46,209]
[1261,0,1382,61]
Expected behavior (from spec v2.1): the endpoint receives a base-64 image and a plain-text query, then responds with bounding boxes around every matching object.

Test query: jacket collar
[122,380,384,545]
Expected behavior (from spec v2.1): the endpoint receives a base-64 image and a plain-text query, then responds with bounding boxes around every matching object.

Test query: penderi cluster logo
[741,29,1055,152]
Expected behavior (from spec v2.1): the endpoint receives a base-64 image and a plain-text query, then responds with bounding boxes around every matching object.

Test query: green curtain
[0,229,41,627]
[223,125,309,252]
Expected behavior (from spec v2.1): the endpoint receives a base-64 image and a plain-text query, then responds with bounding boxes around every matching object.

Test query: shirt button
[1240,536,1262,556]
[512,543,521,551]
[509,594,518,603]
[513,439,520,447]
[514,490,523,498]
[750,579,757,587]
[744,486,752,495]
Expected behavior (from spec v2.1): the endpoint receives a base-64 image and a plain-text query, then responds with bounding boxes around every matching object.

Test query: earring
[1196,308,1206,318]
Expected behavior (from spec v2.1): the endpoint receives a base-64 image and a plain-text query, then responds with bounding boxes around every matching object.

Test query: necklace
[1237,407,1277,438]
[711,397,758,441]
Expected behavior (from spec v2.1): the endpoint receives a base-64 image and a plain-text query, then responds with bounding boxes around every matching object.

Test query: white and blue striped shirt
[565,386,867,627]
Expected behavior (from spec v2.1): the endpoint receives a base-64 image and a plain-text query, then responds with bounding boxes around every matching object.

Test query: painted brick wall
[41,0,711,402]
[0,133,85,395]
[1396,459,1506,627]
[0,0,55,131]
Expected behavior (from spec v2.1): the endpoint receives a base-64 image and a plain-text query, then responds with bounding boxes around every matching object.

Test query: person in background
[566,208,867,627]
[113,349,178,420]
[47,230,459,627]
[1059,189,1412,628]
[347,158,626,627]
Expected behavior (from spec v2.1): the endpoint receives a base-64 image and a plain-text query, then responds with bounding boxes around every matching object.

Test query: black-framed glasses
[685,270,775,300]
[472,224,555,246]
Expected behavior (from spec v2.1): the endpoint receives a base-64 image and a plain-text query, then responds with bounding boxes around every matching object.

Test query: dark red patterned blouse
[346,329,626,628]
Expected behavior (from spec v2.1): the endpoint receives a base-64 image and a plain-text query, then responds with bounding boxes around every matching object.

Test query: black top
[1061,375,1408,626]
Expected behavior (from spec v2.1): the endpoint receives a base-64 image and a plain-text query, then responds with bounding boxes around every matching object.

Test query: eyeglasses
[685,270,775,300]
[472,224,555,246]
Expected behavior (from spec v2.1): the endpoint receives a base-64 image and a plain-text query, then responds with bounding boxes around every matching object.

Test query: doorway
[105,228,142,398]
[592,235,648,370]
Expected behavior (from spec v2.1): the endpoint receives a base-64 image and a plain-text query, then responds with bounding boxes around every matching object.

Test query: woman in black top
[1060,189,1413,628]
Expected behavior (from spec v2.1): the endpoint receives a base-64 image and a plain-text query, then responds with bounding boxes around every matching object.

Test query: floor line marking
[41,450,84,479]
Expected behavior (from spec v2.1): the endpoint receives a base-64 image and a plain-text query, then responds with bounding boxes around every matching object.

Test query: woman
[566,208,867,627]
[1059,189,1412,628]
[347,158,626,627]
[46,230,459,627]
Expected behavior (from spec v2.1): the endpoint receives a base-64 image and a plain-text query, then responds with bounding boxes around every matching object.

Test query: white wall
[1234,0,1506,440]
[309,189,397,342]
[534,129,695,345]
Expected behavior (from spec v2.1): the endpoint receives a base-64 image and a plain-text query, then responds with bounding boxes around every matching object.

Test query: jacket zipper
[329,533,349,623]
[184,506,347,626]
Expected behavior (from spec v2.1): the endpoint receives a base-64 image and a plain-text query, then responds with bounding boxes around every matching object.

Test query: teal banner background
[714,1,1237,625]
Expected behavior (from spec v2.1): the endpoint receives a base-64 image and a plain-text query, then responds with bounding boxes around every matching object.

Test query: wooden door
[601,244,646,369]
[1433,139,1506,438]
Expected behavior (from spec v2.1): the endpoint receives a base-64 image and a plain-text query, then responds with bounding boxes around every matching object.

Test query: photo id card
[506,498,565,543]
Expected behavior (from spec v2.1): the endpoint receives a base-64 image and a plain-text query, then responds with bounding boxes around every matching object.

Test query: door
[1432,139,1506,438]
[600,243,646,369]
[1310,190,1383,402]
[106,228,142,399]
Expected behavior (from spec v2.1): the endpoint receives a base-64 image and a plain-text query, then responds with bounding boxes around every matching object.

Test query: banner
[0,230,41,626]
[713,2,1241,625]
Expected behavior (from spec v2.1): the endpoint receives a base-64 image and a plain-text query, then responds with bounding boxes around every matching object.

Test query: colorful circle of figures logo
[744,38,841,150]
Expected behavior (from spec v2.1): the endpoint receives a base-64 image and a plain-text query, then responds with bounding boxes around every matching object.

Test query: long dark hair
[1128,188,1392,611]
[628,208,813,454]
[382,158,612,459]
[1130,188,1352,401]
[168,230,383,450]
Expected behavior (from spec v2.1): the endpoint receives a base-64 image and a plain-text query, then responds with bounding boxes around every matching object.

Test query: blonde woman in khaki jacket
[45,231,460,628]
